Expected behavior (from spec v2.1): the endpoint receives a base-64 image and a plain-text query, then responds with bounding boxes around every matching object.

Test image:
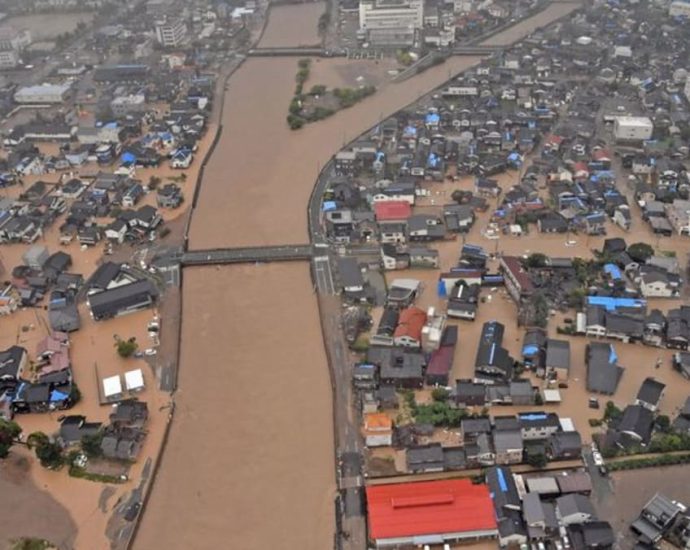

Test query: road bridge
[181,244,313,266]
[247,47,345,57]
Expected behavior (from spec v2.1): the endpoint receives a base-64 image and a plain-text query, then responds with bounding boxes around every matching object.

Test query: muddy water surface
[259,2,326,47]
[134,264,335,550]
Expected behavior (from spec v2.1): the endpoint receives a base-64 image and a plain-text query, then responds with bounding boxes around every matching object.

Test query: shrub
[115,337,138,358]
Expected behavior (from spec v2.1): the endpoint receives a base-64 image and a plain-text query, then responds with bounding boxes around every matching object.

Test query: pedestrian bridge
[181,244,314,266]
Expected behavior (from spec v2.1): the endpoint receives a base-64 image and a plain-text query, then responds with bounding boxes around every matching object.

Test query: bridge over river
[180,244,314,265]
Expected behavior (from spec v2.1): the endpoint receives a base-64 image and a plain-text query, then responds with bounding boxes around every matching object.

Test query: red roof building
[374,201,412,222]
[366,479,498,547]
[393,306,427,348]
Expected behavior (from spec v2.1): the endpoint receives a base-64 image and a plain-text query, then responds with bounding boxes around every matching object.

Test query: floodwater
[387,170,690,444]
[259,2,326,47]
[0,12,94,41]
[134,264,336,550]
[0,453,76,549]
[140,2,646,550]
[596,464,690,549]
[478,1,582,47]
[188,52,484,249]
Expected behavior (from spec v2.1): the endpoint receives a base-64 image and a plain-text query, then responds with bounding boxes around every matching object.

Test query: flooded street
[0,12,94,41]
[595,465,690,549]
[134,264,335,550]
[478,1,581,46]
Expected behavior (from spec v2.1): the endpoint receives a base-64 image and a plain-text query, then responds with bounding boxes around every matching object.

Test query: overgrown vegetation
[68,465,123,484]
[287,60,376,130]
[607,452,690,471]
[402,390,468,427]
[0,419,22,459]
[10,539,55,550]
[27,432,64,469]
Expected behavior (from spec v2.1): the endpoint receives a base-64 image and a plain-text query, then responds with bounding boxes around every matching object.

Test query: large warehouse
[366,479,498,548]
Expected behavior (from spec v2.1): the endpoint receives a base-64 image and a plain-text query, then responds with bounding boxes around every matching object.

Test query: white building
[14,83,71,104]
[154,18,188,48]
[613,116,653,142]
[359,0,424,46]
[669,0,690,17]
[0,27,31,51]
[111,94,147,116]
[0,49,19,69]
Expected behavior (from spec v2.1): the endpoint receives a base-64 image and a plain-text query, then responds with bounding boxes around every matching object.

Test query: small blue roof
[587,296,646,311]
[322,201,337,212]
[425,113,440,124]
[603,263,622,280]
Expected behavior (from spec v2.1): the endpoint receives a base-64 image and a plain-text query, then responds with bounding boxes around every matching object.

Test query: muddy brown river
[136,2,585,549]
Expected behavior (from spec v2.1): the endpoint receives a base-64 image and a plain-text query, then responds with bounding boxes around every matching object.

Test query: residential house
[518,412,560,441]
[393,307,427,348]
[631,493,682,544]
[475,321,514,383]
[544,339,570,380]
[493,430,524,465]
[406,443,445,473]
[586,342,624,395]
[364,413,393,447]
[369,346,425,388]
[635,378,665,412]
[556,494,596,526]
[87,279,158,321]
[156,183,183,209]
[0,346,28,389]
[548,431,583,460]
[617,405,654,449]
[338,257,366,301]
[454,379,487,407]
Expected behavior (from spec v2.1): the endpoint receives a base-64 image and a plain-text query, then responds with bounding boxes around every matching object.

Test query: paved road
[181,244,312,265]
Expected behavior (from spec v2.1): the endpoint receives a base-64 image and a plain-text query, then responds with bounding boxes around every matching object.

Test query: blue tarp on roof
[403,125,417,136]
[523,344,540,356]
[519,413,548,421]
[50,389,69,402]
[587,296,646,311]
[426,113,440,125]
[120,152,136,164]
[609,345,618,364]
[322,201,337,211]
[603,263,622,280]
[437,279,447,298]
[497,468,509,492]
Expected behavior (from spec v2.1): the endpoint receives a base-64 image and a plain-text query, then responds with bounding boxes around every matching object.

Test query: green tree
[81,432,103,458]
[431,388,450,402]
[655,414,671,433]
[0,419,22,459]
[604,401,623,423]
[309,84,327,96]
[115,337,138,358]
[527,453,548,469]
[627,242,654,263]
[525,253,548,268]
[27,432,64,469]
[148,176,161,190]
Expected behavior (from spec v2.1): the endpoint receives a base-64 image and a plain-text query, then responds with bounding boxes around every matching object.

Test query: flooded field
[0,454,76,549]
[595,465,690,549]
[478,1,582,47]
[134,264,335,550]
[259,1,325,47]
[0,12,94,41]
